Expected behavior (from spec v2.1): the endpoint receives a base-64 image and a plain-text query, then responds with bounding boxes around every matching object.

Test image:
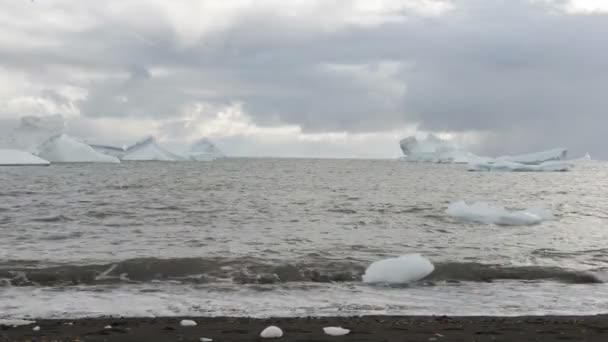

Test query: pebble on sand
[180,320,198,327]
[323,326,350,336]
[260,325,283,338]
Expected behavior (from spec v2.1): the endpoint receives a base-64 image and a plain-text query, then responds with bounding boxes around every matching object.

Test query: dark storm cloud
[1,0,607,157]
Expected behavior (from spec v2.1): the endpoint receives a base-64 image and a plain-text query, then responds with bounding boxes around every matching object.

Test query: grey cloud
[1,0,607,157]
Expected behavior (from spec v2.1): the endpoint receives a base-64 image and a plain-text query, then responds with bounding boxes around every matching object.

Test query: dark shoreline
[2,315,608,341]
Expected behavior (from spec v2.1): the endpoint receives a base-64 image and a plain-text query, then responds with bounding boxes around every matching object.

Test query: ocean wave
[0,258,601,287]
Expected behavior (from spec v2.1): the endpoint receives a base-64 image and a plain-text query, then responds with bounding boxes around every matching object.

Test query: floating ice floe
[362,254,435,285]
[446,201,554,226]
[260,325,283,338]
[323,327,350,336]
[180,319,197,327]
[36,134,120,163]
[186,138,224,161]
[122,137,185,161]
[468,160,571,172]
[0,149,50,166]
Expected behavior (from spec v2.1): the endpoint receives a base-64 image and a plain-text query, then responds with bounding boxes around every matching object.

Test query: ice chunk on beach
[36,135,120,163]
[446,201,554,226]
[362,254,434,285]
[180,319,197,327]
[32,326,40,332]
[497,148,567,164]
[187,138,224,161]
[0,149,50,166]
[260,326,283,338]
[122,137,184,161]
[468,160,571,172]
[323,327,350,336]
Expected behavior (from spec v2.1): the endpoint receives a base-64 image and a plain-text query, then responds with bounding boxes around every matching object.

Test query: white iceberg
[186,138,224,161]
[468,160,571,172]
[496,148,567,164]
[36,134,120,163]
[0,149,50,166]
[362,254,434,285]
[122,137,185,161]
[446,201,554,226]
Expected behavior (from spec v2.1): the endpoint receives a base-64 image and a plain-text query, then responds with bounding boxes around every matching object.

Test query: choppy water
[1,158,608,318]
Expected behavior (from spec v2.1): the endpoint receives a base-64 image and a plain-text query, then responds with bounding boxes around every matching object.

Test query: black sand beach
[3,315,608,342]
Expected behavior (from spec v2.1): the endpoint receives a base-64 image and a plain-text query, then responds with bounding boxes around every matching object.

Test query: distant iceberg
[399,134,483,164]
[447,201,554,226]
[186,138,224,161]
[0,149,50,166]
[468,160,571,172]
[37,134,120,163]
[122,137,185,161]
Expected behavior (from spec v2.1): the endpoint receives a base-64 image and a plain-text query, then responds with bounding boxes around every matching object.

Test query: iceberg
[496,148,567,164]
[90,144,127,159]
[362,254,434,285]
[468,160,571,172]
[446,201,554,226]
[0,149,50,166]
[186,138,224,161]
[399,134,483,164]
[36,134,120,163]
[122,137,185,161]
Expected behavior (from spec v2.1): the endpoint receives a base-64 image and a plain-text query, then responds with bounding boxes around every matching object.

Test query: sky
[0,0,607,159]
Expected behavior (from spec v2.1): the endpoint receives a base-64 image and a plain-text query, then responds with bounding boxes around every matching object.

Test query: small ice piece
[200,338,213,342]
[180,320,198,327]
[104,325,112,329]
[446,201,554,226]
[362,254,434,285]
[323,327,350,336]
[64,322,74,325]
[33,326,40,332]
[260,325,283,338]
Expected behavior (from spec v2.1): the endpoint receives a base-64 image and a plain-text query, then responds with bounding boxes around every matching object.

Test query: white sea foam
[362,254,434,285]
[447,201,554,226]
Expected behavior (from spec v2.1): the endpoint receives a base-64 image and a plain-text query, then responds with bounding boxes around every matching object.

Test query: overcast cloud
[0,0,607,158]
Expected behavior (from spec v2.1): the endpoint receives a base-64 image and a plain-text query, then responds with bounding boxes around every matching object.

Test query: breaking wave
[0,258,601,287]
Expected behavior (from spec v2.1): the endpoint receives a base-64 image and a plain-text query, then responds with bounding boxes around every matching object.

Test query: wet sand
[2,315,608,341]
